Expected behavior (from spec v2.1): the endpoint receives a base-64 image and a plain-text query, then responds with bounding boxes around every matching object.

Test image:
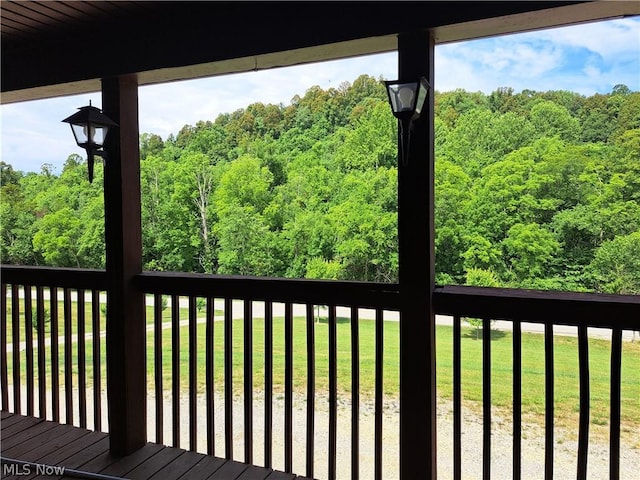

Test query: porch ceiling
[1,1,638,104]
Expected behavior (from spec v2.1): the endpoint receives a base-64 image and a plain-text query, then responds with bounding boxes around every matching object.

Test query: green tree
[336,100,396,170]
[140,133,165,160]
[462,232,503,275]
[529,100,580,142]
[464,268,500,339]
[610,90,640,142]
[329,168,398,282]
[141,155,200,272]
[440,107,496,176]
[0,162,22,187]
[214,155,273,214]
[0,180,37,264]
[213,155,278,275]
[589,231,640,294]
[32,207,85,267]
[502,223,560,284]
[306,256,342,280]
[215,204,279,276]
[176,152,218,272]
[579,93,616,143]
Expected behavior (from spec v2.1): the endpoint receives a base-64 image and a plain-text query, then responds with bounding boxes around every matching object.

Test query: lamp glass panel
[414,83,428,116]
[70,123,89,147]
[89,124,109,147]
[70,122,109,148]
[388,82,418,113]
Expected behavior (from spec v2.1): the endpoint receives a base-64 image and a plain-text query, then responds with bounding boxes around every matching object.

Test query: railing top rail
[136,270,401,310]
[0,264,108,291]
[3,265,638,329]
[434,285,640,330]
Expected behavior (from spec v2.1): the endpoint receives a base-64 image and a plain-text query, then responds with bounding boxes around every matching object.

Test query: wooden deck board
[265,472,298,480]
[94,443,166,477]
[173,454,226,480]
[18,426,90,463]
[1,411,34,428]
[27,430,106,476]
[65,439,125,473]
[36,436,111,479]
[2,423,66,457]
[236,465,276,480]
[147,450,207,480]
[206,460,249,479]
[126,445,184,479]
[1,419,52,449]
[1,416,46,441]
[1,413,316,480]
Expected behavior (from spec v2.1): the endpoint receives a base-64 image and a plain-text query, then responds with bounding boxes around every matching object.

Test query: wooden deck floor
[1,412,313,480]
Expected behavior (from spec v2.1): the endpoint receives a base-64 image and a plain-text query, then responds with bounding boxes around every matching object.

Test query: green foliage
[2,80,638,295]
[466,267,500,287]
[464,268,500,338]
[588,231,640,294]
[215,204,278,276]
[502,223,560,282]
[462,233,502,275]
[305,257,342,280]
[530,100,580,142]
[32,307,50,332]
[336,101,396,170]
[32,207,84,266]
[196,297,206,313]
[0,161,22,187]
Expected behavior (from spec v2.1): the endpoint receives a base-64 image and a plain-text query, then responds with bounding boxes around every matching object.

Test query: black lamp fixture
[384,77,430,166]
[62,101,118,182]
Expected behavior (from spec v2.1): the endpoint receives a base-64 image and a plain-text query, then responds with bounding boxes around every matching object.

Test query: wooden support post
[397,30,437,479]
[102,75,146,455]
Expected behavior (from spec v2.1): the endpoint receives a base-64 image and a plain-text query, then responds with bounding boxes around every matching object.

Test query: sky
[2,17,639,174]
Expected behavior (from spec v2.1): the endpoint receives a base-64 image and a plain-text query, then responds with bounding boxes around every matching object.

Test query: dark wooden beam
[135,271,400,310]
[2,2,592,100]
[0,265,107,290]
[434,285,640,329]
[102,74,146,455]
[397,29,437,479]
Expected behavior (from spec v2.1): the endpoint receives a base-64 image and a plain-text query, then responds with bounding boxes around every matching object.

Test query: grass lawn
[146,315,639,438]
[6,311,639,442]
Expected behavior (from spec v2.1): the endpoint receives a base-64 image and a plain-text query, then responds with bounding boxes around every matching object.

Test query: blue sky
[2,17,639,174]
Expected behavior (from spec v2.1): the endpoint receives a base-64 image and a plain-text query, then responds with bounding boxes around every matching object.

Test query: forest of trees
[1,75,639,294]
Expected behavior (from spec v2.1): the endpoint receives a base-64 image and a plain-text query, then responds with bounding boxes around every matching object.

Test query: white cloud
[434,40,567,93]
[530,17,640,59]
[434,17,639,95]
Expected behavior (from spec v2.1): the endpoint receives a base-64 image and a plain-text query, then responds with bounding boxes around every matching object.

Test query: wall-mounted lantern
[384,77,430,166]
[62,102,118,182]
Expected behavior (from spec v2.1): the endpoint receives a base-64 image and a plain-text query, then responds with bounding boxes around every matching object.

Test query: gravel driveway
[158,391,639,480]
[7,385,639,479]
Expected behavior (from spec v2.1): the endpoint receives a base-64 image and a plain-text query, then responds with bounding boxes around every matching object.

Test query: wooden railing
[0,266,107,431]
[135,271,400,479]
[434,285,639,480]
[1,265,638,480]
